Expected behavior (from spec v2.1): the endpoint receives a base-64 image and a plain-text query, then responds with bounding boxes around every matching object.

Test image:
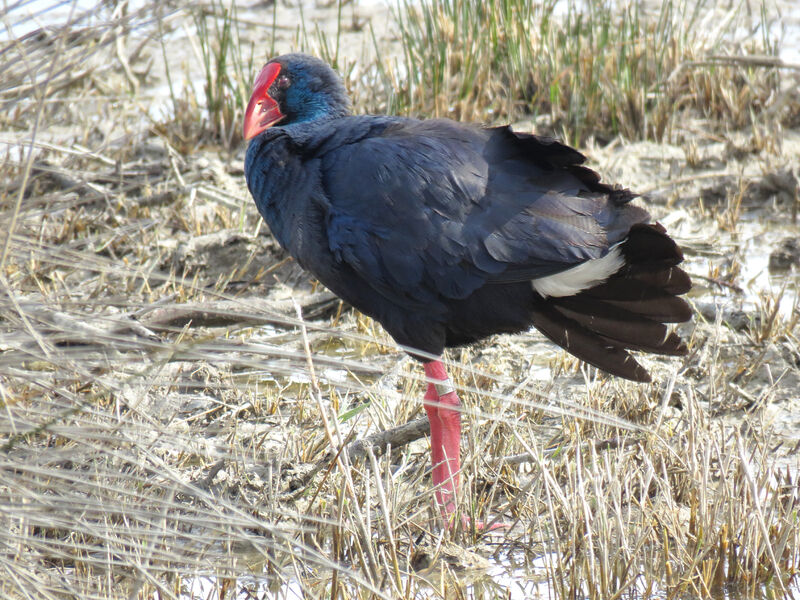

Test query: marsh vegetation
[1,0,799,598]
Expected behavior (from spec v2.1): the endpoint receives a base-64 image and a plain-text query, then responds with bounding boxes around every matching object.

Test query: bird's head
[243,53,351,140]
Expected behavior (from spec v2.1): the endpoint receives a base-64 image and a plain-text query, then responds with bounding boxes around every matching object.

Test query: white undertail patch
[532,245,625,298]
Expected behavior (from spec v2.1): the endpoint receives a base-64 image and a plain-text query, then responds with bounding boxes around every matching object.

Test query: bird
[242,53,692,526]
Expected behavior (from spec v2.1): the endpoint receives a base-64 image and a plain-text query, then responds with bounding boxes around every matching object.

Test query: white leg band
[433,379,455,396]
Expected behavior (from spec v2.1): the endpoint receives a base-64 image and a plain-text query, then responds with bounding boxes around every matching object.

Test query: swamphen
[243,53,691,524]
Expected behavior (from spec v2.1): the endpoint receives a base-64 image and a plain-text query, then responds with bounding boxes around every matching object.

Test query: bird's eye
[277,75,290,90]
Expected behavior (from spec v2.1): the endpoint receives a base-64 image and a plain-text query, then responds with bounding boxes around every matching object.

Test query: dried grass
[1,1,798,599]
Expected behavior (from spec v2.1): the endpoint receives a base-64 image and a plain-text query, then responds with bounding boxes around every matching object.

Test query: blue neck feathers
[281,66,351,126]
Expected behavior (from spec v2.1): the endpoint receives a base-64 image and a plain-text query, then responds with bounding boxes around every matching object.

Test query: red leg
[423,382,444,489]
[423,360,461,523]
[423,361,510,533]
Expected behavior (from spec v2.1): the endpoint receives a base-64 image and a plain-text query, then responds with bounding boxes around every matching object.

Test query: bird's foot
[462,516,510,533]
[435,505,510,534]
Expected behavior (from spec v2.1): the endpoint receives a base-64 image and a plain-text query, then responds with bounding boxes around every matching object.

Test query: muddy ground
[1,1,800,599]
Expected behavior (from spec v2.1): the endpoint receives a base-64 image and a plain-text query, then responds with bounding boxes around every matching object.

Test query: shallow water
[5,2,798,599]
[173,557,797,600]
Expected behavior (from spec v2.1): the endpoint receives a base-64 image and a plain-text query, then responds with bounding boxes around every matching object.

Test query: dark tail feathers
[531,224,691,382]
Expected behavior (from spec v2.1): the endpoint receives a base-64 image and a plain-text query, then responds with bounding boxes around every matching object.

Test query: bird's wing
[316,118,648,306]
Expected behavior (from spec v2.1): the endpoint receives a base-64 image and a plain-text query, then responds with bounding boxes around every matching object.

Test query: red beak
[243,62,285,140]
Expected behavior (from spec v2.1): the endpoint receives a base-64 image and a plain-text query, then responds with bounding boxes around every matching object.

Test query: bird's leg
[423,360,510,534]
[423,360,461,524]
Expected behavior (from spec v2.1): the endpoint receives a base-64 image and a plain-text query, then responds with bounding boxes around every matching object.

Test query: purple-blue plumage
[244,54,691,382]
